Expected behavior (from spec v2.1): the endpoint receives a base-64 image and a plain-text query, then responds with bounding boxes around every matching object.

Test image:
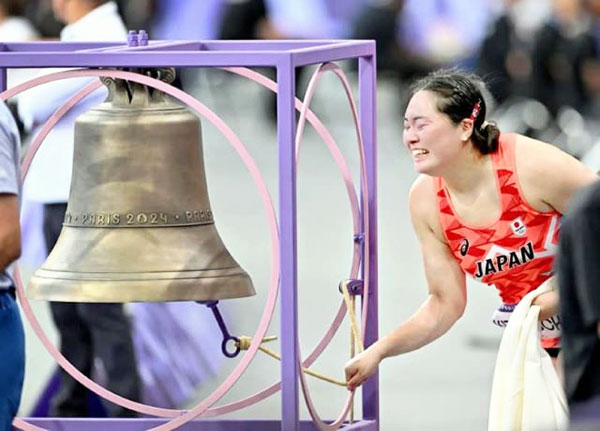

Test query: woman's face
[403,90,465,176]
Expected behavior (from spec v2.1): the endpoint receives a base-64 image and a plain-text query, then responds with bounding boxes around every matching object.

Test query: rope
[350,293,356,424]
[340,281,365,353]
[236,280,365,391]
[340,280,364,424]
[236,336,347,387]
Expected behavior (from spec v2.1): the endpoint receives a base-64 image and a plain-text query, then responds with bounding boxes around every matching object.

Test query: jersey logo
[510,217,526,236]
[474,241,535,278]
[459,239,469,256]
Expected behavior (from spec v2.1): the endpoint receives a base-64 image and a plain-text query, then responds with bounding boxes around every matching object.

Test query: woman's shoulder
[409,175,437,207]
[408,175,451,243]
[513,133,554,152]
[513,134,577,175]
[512,134,598,213]
[409,174,443,233]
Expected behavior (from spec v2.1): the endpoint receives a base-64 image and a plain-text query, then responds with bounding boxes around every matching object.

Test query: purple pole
[0,68,6,93]
[277,55,299,431]
[359,46,379,428]
[0,43,6,93]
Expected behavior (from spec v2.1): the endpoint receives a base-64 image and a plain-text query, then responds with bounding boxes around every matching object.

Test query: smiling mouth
[412,149,429,156]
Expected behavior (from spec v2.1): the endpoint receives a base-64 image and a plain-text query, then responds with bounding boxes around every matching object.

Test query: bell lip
[33,267,252,280]
[87,105,187,114]
[27,272,256,303]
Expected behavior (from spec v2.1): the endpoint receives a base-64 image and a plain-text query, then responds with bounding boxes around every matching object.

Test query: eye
[416,121,427,131]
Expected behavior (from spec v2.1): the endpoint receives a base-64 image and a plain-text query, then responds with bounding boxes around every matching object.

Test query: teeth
[412,149,428,156]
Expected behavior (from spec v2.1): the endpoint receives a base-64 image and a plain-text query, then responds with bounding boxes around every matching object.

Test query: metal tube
[278,54,299,431]
[359,47,379,427]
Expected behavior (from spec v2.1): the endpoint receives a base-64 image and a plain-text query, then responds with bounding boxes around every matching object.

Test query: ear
[459,118,474,142]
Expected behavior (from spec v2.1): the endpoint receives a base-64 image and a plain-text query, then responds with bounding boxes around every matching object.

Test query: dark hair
[0,0,25,16]
[410,69,500,155]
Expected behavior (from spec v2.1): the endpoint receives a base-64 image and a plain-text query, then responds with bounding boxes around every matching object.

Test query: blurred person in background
[218,0,279,122]
[219,0,359,52]
[218,0,361,122]
[17,0,140,418]
[398,0,492,69]
[23,0,157,40]
[579,0,600,117]
[219,0,266,40]
[115,0,155,33]
[148,0,222,90]
[531,0,600,117]
[0,0,38,41]
[477,0,552,104]
[151,0,222,41]
[0,0,40,135]
[24,0,63,39]
[556,178,600,430]
[0,101,25,431]
[350,0,433,81]
[262,0,357,40]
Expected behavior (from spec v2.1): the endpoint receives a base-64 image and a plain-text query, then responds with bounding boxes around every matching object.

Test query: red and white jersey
[436,133,561,305]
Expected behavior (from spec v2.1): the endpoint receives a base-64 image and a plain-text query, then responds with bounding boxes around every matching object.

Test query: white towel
[488,278,569,431]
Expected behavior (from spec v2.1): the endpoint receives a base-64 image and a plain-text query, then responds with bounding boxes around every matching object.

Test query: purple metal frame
[0,39,378,431]
[23,419,379,431]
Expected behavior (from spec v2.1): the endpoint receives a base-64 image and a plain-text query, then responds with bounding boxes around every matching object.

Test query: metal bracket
[338,279,364,296]
[197,300,241,358]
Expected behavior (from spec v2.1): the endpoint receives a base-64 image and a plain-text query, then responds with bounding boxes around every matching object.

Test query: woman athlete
[345,69,598,391]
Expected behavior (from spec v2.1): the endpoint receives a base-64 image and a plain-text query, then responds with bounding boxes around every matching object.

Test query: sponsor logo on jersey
[459,239,469,256]
[510,217,526,236]
[474,241,535,278]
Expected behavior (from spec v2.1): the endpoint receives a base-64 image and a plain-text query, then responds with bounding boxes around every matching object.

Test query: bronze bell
[28,69,255,302]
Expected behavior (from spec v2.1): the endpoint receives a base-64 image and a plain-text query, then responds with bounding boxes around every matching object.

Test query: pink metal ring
[5,69,280,431]
[294,62,370,430]
[6,65,370,430]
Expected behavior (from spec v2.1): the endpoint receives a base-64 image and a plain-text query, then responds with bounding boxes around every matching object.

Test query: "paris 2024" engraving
[63,210,214,227]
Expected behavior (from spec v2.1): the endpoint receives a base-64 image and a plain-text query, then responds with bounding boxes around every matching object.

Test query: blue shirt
[0,101,21,289]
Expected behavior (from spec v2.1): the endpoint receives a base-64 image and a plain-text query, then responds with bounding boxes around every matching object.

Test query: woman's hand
[344,347,382,391]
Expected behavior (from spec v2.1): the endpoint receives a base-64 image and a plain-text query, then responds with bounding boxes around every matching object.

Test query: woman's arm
[345,177,466,390]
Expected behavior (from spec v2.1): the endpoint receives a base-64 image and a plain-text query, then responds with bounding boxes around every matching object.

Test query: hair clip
[469,99,482,122]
